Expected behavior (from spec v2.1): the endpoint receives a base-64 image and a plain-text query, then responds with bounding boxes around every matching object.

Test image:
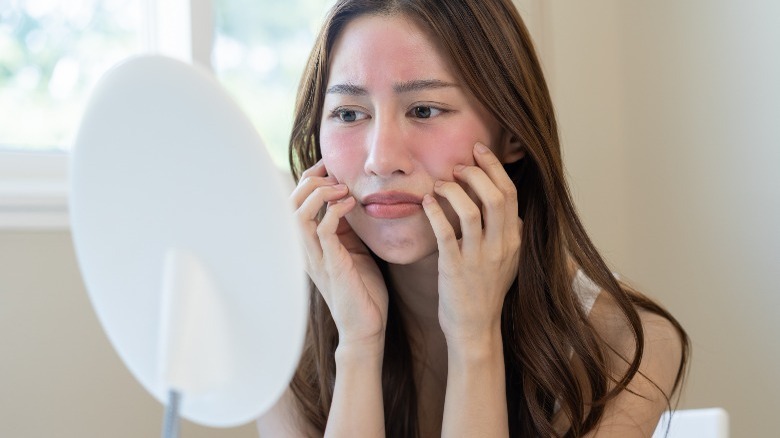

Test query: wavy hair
[287,0,689,436]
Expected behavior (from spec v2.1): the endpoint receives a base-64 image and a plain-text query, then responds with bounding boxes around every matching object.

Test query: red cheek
[320,129,365,179]
[413,128,477,180]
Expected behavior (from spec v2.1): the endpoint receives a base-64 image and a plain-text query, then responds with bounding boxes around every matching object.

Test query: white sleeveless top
[572,268,601,316]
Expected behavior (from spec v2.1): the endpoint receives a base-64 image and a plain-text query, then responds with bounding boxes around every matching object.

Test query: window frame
[0,150,70,229]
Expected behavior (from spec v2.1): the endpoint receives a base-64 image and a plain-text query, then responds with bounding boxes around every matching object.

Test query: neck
[386,252,449,428]
[386,252,441,338]
[386,252,449,371]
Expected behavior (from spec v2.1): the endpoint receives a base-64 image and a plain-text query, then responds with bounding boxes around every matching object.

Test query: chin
[347,213,438,266]
[361,233,437,266]
[372,247,430,265]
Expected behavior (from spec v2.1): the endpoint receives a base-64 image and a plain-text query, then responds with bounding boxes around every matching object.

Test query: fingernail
[423,194,435,205]
[434,180,444,188]
[453,164,466,172]
[475,142,490,154]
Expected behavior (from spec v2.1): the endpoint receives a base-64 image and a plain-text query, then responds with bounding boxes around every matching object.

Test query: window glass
[0,0,144,151]
[213,0,330,169]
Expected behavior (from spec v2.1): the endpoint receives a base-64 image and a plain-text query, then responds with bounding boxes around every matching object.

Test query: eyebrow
[326,83,368,95]
[394,79,458,93]
[325,79,458,95]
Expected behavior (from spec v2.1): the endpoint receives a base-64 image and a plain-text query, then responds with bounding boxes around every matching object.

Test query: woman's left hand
[422,142,522,353]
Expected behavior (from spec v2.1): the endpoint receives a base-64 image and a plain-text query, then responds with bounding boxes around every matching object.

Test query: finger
[297,183,349,221]
[299,159,326,179]
[452,163,505,248]
[291,174,338,208]
[291,163,338,208]
[421,194,461,266]
[472,142,519,233]
[433,180,482,255]
[296,184,349,263]
[317,196,357,273]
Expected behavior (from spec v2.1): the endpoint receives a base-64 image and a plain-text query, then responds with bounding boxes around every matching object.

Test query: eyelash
[329,107,367,123]
[409,106,445,119]
[328,105,448,123]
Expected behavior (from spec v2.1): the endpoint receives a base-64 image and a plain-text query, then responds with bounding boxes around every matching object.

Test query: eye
[331,108,368,123]
[410,106,443,119]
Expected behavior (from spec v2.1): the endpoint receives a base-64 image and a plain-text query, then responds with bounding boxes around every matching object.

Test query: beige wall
[2,1,778,437]
[0,231,256,437]
[543,1,780,436]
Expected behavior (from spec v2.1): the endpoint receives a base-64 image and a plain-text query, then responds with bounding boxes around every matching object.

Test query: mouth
[361,191,424,219]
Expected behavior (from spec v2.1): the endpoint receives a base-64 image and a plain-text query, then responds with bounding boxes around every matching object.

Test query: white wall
[542,1,780,437]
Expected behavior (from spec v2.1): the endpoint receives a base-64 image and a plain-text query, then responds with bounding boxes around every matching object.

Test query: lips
[361,191,424,219]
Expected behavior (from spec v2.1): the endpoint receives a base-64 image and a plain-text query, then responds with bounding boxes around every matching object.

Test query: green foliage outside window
[0,0,141,150]
[0,0,328,166]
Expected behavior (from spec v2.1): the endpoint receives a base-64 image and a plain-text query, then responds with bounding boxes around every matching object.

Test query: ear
[499,131,526,163]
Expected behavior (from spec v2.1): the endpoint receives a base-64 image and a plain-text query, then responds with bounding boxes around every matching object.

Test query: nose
[363,114,413,177]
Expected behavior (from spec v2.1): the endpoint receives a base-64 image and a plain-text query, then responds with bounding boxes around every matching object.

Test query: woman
[259,0,689,436]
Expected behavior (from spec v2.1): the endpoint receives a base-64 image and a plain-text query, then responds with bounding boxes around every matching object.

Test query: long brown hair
[287,0,689,436]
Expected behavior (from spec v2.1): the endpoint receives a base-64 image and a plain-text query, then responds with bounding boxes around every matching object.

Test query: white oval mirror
[70,55,307,428]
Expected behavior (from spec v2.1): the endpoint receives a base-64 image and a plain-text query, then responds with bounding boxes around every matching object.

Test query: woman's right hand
[291,160,389,350]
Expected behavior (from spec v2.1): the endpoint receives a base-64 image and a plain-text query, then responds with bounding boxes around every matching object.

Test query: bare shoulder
[589,290,684,387]
[582,289,685,436]
[256,387,322,438]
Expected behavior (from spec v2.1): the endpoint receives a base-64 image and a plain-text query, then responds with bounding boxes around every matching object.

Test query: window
[0,0,146,151]
[0,0,329,228]
[0,0,148,229]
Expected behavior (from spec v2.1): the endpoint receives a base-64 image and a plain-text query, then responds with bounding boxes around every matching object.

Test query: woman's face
[320,13,502,265]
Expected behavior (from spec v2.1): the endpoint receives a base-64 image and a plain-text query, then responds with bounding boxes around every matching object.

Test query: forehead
[327,13,456,85]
